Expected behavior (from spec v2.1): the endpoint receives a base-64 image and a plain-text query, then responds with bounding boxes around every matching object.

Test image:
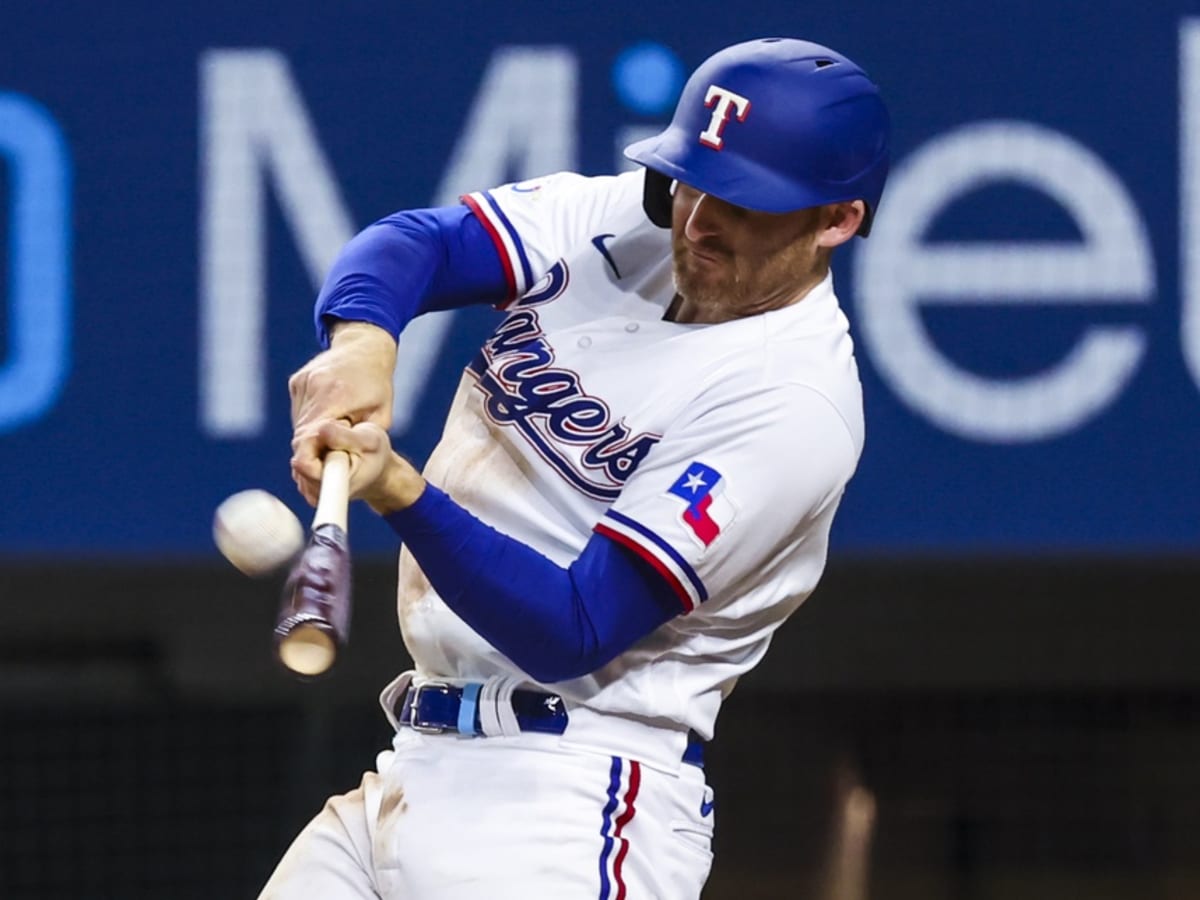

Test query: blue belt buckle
[408,681,452,734]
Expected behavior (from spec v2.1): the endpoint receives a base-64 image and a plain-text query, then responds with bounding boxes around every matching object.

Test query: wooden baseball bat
[273,450,352,678]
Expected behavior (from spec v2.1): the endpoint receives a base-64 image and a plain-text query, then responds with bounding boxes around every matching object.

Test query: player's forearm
[381,485,679,683]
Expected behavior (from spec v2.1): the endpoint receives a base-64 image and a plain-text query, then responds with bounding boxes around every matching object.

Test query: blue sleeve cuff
[380,481,461,536]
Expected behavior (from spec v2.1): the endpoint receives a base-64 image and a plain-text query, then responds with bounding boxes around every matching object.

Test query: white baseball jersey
[395,169,864,770]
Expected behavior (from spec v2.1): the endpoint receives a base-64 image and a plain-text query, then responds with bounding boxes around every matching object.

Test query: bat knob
[276,621,339,677]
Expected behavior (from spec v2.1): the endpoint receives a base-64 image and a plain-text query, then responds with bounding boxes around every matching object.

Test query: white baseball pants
[258,727,715,899]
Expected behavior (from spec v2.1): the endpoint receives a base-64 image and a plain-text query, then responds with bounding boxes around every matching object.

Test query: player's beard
[672,240,739,312]
[671,232,828,320]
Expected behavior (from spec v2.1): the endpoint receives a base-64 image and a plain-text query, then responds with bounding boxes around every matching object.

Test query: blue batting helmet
[624,38,890,236]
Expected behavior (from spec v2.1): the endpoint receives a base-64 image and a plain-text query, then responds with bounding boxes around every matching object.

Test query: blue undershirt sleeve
[381,485,683,684]
[314,205,507,348]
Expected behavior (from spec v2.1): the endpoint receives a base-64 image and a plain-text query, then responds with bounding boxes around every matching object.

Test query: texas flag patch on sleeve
[667,461,737,548]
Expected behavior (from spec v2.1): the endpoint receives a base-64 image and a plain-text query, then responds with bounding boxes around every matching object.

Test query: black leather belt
[397,681,704,767]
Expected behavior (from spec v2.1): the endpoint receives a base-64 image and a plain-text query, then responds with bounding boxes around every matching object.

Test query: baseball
[213,489,305,576]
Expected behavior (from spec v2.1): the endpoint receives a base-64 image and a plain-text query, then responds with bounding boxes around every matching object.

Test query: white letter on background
[200,49,356,437]
[1180,19,1200,390]
[200,48,577,437]
[855,120,1153,443]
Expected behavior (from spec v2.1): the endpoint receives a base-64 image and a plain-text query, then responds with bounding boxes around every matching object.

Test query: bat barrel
[273,521,352,678]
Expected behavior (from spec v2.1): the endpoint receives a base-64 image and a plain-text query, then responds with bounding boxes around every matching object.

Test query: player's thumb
[316,419,367,454]
[318,421,392,480]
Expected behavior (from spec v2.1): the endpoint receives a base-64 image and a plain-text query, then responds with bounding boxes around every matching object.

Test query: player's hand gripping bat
[273,450,352,678]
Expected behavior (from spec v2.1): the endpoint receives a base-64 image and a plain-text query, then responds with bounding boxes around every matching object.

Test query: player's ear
[817,201,866,249]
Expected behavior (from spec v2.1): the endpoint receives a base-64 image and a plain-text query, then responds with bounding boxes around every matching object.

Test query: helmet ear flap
[856,202,875,238]
[642,168,674,228]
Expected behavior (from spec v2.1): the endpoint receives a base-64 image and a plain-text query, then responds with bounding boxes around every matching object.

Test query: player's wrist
[329,319,397,347]
[329,321,399,370]
[364,454,426,515]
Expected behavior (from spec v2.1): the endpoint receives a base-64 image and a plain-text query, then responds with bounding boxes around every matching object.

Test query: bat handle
[313,449,351,530]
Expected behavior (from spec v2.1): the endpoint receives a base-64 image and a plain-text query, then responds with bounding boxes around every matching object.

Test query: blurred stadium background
[3,2,1200,897]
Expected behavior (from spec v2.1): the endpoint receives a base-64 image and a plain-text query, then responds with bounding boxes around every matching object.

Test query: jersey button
[577,336,592,348]
[624,322,640,333]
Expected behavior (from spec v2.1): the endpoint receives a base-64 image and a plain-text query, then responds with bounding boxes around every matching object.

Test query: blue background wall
[3,2,1199,559]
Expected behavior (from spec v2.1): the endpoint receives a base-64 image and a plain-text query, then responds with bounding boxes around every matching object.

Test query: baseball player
[263,37,889,899]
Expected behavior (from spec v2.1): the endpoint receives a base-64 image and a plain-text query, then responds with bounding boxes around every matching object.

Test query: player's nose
[683,192,722,242]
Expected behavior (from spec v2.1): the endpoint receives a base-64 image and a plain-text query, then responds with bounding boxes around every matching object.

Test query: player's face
[670,182,831,322]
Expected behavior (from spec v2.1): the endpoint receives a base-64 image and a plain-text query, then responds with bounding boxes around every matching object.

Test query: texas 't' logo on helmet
[697,85,751,150]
